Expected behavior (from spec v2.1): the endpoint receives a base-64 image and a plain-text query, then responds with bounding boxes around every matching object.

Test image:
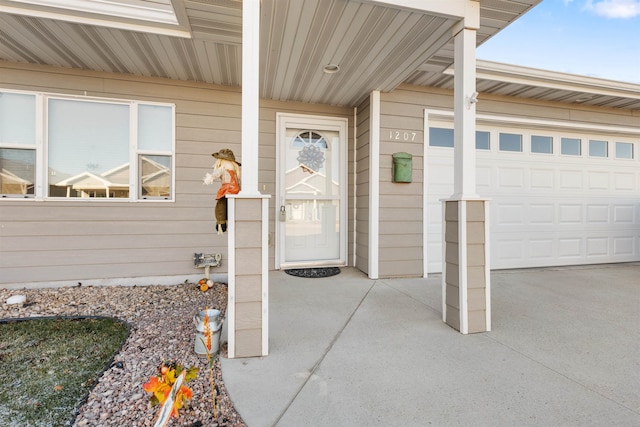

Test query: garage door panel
[529,238,554,260]
[614,172,635,191]
[493,238,524,261]
[477,166,491,188]
[558,238,582,258]
[586,204,609,223]
[428,163,453,185]
[498,168,524,188]
[559,170,583,190]
[586,237,609,256]
[497,204,525,224]
[613,237,634,255]
[530,168,554,189]
[427,239,442,272]
[587,172,610,190]
[613,205,634,223]
[529,204,554,224]
[558,204,583,224]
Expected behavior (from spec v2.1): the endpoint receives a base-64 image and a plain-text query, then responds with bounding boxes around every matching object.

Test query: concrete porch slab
[221,264,640,427]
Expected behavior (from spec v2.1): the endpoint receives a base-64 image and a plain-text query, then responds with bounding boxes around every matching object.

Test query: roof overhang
[1,0,638,111]
[0,0,192,37]
[407,59,640,111]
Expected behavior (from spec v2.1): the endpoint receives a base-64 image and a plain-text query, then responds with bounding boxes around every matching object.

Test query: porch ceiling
[1,0,637,111]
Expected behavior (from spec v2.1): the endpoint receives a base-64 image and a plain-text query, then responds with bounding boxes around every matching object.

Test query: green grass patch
[0,317,129,427]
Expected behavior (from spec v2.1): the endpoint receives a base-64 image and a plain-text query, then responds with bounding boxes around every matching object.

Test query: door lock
[279,205,286,222]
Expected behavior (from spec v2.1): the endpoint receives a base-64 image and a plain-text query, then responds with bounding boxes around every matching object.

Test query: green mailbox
[392,152,412,183]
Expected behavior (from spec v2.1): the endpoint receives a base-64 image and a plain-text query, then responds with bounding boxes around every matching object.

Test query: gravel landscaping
[1,281,246,427]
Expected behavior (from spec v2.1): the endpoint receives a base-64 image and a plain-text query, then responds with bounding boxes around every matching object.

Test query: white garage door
[425,120,640,272]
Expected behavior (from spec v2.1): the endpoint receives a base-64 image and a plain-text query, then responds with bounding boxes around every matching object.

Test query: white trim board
[368,91,380,279]
[425,108,640,136]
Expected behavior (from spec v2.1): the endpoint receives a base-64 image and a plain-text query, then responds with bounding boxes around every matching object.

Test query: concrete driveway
[221,263,640,427]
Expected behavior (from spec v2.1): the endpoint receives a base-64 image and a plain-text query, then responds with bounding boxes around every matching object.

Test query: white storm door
[276,113,348,269]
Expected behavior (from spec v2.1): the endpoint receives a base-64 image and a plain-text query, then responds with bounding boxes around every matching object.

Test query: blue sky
[477,0,640,83]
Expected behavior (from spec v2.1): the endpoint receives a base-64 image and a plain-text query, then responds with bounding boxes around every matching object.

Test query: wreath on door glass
[293,131,327,173]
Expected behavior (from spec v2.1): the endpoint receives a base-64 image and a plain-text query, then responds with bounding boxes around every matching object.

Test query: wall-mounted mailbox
[392,152,412,183]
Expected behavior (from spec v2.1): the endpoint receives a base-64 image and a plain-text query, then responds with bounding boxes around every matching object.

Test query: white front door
[276,113,348,269]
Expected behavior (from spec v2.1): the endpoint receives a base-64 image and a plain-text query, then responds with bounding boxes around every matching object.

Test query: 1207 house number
[388,130,418,141]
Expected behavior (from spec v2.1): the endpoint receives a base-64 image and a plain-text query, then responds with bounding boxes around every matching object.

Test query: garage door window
[615,142,634,159]
[589,140,608,158]
[531,135,553,154]
[429,128,453,147]
[476,131,490,150]
[561,137,581,156]
[499,133,522,152]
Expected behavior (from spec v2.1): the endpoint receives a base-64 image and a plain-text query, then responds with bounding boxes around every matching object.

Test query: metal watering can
[193,308,222,355]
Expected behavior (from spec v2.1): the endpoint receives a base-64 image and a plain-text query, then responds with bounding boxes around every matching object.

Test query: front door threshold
[279,261,346,270]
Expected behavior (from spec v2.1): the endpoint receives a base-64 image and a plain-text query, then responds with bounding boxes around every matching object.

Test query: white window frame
[0,88,175,202]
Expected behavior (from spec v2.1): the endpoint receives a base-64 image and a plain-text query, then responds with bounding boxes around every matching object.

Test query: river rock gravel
[1,281,246,427]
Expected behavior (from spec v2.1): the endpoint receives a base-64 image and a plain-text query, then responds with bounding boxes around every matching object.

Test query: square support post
[442,4,491,333]
[442,199,491,333]
[227,195,270,358]
[226,0,269,358]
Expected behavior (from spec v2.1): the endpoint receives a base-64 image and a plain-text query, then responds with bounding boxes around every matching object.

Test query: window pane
[429,127,453,147]
[140,155,171,198]
[531,135,553,154]
[0,148,35,195]
[292,131,328,149]
[589,139,608,157]
[615,142,634,159]
[138,104,173,151]
[48,99,130,198]
[561,137,581,156]
[0,92,36,145]
[475,131,490,150]
[499,133,522,152]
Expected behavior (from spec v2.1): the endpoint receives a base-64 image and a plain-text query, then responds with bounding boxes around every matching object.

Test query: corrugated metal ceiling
[0,0,638,110]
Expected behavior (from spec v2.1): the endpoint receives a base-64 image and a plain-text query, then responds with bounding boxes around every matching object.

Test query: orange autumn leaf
[179,385,193,400]
[142,376,162,393]
[143,360,198,418]
[142,376,171,404]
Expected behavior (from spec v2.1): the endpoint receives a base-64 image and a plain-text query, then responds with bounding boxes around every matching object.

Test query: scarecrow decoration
[203,149,241,234]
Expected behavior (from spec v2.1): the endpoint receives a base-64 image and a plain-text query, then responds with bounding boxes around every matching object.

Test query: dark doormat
[285,267,341,278]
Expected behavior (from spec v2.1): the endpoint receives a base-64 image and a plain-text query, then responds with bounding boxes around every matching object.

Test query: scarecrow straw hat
[212,148,241,166]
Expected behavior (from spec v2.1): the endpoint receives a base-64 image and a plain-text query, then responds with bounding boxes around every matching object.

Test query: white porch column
[227,0,269,358]
[240,0,260,197]
[442,3,491,334]
[452,22,478,199]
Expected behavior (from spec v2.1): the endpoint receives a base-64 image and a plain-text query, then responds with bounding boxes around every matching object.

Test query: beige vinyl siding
[465,200,487,333]
[0,61,241,286]
[444,201,460,330]
[0,60,352,286]
[377,88,426,277]
[355,96,370,274]
[232,198,265,358]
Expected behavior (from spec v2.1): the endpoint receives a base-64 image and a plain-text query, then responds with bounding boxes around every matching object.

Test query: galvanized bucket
[193,308,221,355]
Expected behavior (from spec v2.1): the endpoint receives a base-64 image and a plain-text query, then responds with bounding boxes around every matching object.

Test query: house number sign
[388,130,419,142]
